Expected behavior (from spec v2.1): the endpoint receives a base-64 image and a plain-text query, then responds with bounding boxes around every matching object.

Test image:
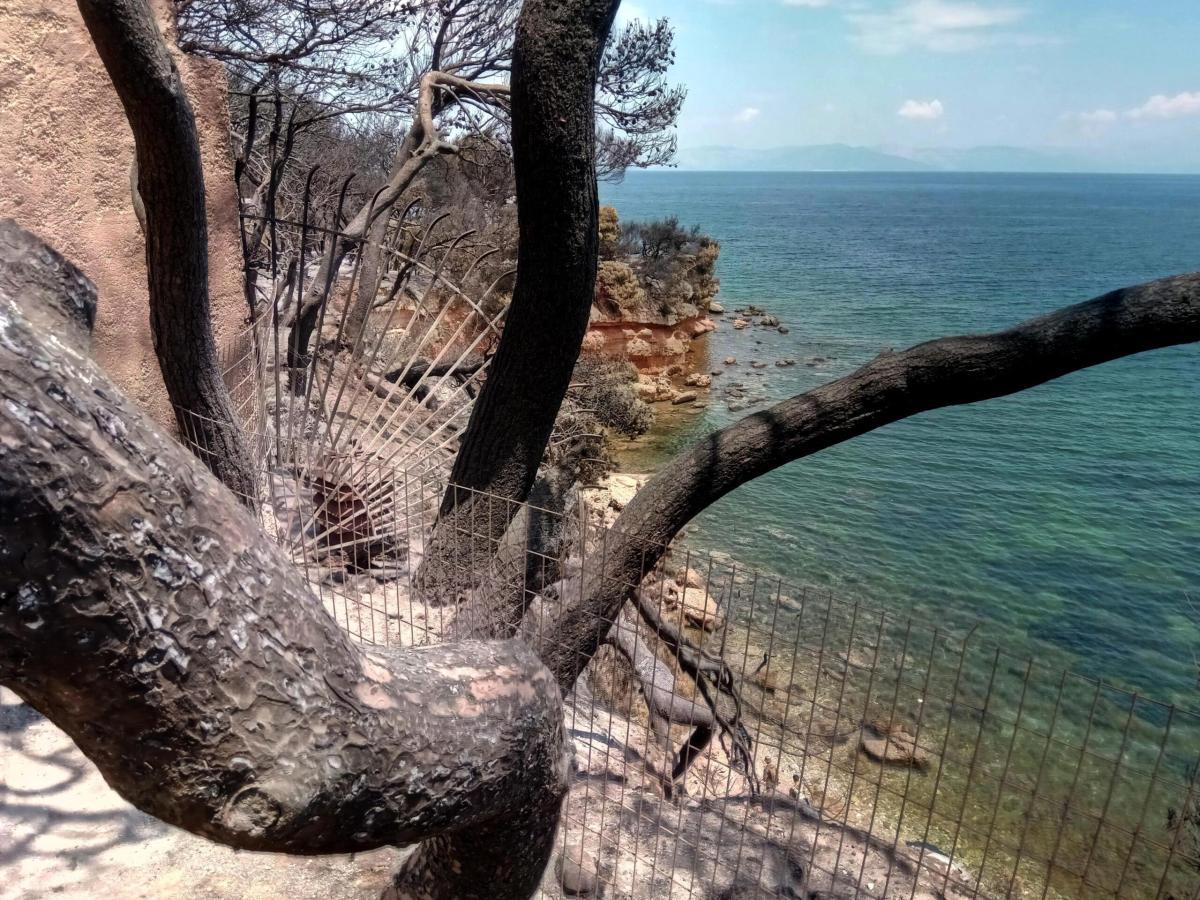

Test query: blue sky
[617,0,1200,170]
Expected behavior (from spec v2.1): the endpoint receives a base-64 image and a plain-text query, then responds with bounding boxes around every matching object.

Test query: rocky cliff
[582,207,720,376]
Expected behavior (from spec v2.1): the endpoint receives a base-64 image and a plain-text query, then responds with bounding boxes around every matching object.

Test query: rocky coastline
[577,207,836,419]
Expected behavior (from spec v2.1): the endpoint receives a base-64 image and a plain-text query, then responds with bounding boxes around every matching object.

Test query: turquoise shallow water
[602,171,1200,714]
[601,173,1200,896]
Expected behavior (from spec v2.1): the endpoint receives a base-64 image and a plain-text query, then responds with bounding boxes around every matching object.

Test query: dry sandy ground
[3,683,962,900]
[0,688,402,900]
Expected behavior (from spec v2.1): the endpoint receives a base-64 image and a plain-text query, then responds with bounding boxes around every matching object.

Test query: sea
[601,172,1200,892]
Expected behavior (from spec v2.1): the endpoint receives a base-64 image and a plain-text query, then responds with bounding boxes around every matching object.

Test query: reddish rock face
[582,314,715,374]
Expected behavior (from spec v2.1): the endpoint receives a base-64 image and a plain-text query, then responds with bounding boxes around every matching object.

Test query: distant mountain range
[672,144,1125,174]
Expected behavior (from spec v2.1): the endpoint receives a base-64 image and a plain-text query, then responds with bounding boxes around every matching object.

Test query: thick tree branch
[76,0,257,501]
[416,0,622,603]
[0,221,565,900]
[537,273,1200,690]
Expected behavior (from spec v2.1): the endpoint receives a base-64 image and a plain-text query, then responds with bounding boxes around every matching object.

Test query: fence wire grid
[178,418,1200,900]
[170,196,1200,899]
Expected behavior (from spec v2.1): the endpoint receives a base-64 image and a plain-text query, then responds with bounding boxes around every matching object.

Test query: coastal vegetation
[1,0,1199,897]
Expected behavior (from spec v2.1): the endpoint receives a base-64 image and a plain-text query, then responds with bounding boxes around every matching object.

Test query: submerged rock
[732,318,748,330]
[860,727,930,769]
[724,356,737,365]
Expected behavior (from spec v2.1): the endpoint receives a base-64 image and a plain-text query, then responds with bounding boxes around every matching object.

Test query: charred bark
[386,355,488,386]
[418,0,622,603]
[76,0,257,502]
[536,273,1200,690]
[0,221,566,899]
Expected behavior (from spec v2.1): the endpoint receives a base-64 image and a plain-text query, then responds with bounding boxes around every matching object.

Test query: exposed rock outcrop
[584,207,721,376]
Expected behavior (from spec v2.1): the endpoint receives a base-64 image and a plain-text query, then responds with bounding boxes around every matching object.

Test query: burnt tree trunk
[535,273,1200,690]
[0,221,567,899]
[76,0,257,502]
[417,0,622,604]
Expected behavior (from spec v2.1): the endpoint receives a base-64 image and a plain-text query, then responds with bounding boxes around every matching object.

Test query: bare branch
[538,273,1200,690]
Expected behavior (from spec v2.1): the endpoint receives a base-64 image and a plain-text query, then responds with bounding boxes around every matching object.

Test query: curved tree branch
[76,0,257,502]
[0,221,565,899]
[537,273,1200,690]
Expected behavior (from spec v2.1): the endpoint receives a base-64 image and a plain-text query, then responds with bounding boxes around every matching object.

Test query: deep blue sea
[602,171,1200,715]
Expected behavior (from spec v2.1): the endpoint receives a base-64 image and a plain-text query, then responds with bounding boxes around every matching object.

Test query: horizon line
[631,167,1200,177]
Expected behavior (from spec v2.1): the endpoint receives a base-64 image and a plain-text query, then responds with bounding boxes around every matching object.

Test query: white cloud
[897,98,945,120]
[1063,108,1118,138]
[1126,91,1200,120]
[850,0,1027,54]
[733,106,762,124]
[1067,91,1200,136]
[782,0,832,7]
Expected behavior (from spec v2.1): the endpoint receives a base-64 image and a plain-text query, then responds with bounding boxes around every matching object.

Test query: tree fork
[0,221,567,899]
[76,0,257,502]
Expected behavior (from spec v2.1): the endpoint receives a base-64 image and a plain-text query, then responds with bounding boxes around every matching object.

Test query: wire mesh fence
[168,195,1200,899]
[174,397,1200,900]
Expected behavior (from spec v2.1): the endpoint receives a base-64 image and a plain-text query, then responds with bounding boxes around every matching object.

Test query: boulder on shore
[557,845,599,896]
[752,668,780,694]
[672,391,698,405]
[709,301,725,314]
[606,473,645,510]
[681,586,722,631]
[684,372,712,388]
